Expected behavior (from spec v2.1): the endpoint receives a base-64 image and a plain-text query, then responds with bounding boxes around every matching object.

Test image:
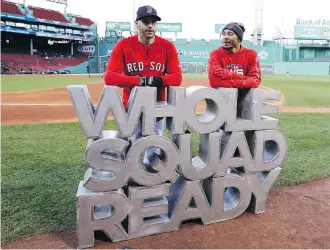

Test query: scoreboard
[294,25,330,40]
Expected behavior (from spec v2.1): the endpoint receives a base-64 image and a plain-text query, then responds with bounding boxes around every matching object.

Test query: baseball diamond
[1,0,330,249]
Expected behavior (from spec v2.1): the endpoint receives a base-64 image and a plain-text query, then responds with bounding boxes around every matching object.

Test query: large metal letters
[68,85,288,248]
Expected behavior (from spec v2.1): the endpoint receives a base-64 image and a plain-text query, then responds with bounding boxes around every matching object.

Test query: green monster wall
[66,37,330,76]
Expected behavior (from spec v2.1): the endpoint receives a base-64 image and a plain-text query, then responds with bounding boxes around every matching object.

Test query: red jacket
[104,35,182,108]
[208,45,261,88]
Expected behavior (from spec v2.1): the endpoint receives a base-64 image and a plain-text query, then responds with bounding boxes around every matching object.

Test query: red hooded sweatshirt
[208,45,261,88]
[104,35,182,108]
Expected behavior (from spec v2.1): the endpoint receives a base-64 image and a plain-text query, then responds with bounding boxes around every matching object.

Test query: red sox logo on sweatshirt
[126,61,165,73]
[226,64,244,75]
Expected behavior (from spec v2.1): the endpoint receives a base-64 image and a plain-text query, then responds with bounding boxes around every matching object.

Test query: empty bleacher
[2,61,17,74]
[2,53,49,72]
[1,1,95,26]
[71,15,94,26]
[48,57,85,67]
[1,2,94,74]
[1,0,26,16]
[28,6,69,23]
[2,60,31,73]
[1,53,85,73]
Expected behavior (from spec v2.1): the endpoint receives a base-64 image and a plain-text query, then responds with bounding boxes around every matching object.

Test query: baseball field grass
[0,75,100,92]
[2,74,330,107]
[184,74,330,107]
[261,75,330,107]
[2,113,330,242]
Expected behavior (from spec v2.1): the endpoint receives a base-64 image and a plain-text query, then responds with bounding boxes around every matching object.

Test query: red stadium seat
[1,53,85,72]
[47,57,86,67]
[28,6,69,23]
[72,15,94,26]
[1,0,26,16]
[1,1,95,26]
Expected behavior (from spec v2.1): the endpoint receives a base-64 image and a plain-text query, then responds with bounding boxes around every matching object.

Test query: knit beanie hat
[222,22,245,41]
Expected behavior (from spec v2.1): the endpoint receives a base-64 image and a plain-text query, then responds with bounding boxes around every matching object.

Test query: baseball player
[104,5,182,166]
[208,22,261,88]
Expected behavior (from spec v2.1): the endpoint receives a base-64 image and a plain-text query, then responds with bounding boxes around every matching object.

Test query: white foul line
[1,103,74,106]
[1,103,98,107]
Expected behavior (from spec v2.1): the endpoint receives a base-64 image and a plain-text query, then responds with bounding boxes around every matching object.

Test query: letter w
[67,85,155,139]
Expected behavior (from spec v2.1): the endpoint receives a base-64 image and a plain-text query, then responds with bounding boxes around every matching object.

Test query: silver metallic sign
[68,85,288,248]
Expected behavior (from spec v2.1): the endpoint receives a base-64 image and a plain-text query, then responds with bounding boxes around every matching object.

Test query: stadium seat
[0,53,83,72]
[48,57,84,67]
[71,15,94,26]
[28,6,69,23]
[1,0,26,16]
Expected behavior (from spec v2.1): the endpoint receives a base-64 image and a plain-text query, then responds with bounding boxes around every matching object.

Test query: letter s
[150,62,155,70]
[83,132,131,191]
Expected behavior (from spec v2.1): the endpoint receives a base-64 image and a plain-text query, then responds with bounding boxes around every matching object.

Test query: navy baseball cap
[136,5,161,21]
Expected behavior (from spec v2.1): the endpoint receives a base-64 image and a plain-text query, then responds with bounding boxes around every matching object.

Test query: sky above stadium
[14,0,330,40]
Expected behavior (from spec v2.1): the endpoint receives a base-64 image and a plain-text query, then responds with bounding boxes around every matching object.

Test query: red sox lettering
[150,61,165,72]
[126,61,165,73]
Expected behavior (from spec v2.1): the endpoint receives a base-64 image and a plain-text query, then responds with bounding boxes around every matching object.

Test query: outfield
[1,74,330,244]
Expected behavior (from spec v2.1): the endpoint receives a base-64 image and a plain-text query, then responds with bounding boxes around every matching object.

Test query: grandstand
[71,15,95,27]
[28,6,70,23]
[1,0,26,16]
[1,0,96,74]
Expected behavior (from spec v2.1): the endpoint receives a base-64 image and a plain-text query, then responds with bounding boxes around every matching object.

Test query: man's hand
[140,76,163,87]
[214,68,234,79]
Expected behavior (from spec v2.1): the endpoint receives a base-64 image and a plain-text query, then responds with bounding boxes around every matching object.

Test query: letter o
[184,86,227,134]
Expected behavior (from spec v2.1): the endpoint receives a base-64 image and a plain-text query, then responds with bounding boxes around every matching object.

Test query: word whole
[68,85,288,248]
